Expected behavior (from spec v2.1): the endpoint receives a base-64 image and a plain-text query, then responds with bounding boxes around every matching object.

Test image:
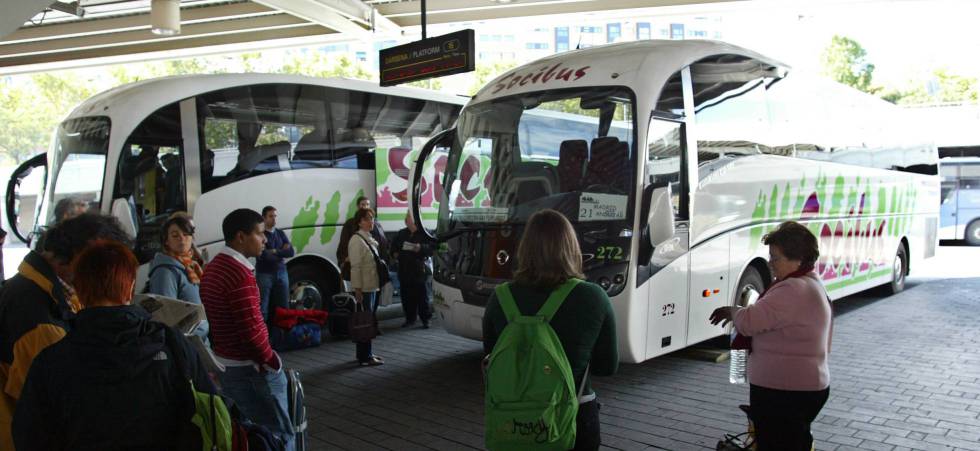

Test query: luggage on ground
[269,307,327,352]
[286,368,307,451]
[484,279,585,451]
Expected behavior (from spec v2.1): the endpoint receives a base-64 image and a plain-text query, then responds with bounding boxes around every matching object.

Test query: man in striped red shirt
[200,209,294,451]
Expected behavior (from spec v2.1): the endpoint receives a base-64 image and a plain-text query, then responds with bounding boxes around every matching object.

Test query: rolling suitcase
[327,293,355,337]
[286,369,307,451]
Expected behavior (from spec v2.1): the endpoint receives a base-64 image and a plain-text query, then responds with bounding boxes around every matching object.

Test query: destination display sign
[379,29,475,87]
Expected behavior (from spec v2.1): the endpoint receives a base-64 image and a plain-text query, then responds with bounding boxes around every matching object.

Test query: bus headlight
[598,277,612,290]
[589,262,629,296]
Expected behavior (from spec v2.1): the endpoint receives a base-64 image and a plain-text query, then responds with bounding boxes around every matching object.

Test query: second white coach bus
[409,40,939,363]
[6,74,466,308]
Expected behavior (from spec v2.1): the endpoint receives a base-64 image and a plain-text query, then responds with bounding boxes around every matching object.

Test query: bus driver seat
[557,139,588,192]
[585,137,629,192]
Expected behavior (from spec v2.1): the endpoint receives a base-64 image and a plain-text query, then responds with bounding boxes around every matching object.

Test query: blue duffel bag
[270,322,322,352]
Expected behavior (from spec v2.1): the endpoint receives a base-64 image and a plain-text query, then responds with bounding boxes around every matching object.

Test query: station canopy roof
[0,0,735,74]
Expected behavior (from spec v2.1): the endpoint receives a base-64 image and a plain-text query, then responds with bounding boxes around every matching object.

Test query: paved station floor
[286,251,980,451]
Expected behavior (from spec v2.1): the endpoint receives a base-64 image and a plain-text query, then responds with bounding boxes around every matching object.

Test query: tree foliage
[0,51,383,165]
[881,69,979,105]
[821,35,876,94]
[469,60,518,95]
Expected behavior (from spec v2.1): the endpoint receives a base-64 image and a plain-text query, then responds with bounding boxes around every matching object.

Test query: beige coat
[348,230,381,292]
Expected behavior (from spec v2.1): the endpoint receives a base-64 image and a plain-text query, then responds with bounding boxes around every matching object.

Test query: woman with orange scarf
[147,214,209,342]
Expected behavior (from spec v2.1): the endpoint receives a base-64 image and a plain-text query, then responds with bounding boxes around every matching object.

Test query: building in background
[311,14,726,72]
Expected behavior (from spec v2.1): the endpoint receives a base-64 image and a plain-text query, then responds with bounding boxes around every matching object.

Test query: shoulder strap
[149,263,184,279]
[162,327,191,380]
[357,234,381,259]
[537,278,581,322]
[494,283,521,323]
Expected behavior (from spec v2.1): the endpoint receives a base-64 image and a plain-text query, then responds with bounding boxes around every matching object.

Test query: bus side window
[960,164,980,190]
[940,163,958,204]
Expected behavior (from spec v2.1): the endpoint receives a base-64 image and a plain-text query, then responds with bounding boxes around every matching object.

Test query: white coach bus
[409,40,939,363]
[6,74,465,309]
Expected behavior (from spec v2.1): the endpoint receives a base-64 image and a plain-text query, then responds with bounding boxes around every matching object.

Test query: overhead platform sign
[380,29,475,87]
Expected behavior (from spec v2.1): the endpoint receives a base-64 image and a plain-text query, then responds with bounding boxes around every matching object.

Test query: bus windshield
[47,117,110,223]
[438,87,635,232]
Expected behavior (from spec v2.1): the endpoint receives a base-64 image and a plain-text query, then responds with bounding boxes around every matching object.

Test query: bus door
[641,116,691,358]
[111,101,188,263]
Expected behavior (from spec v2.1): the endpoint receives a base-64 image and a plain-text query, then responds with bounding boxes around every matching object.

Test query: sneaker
[358,356,384,367]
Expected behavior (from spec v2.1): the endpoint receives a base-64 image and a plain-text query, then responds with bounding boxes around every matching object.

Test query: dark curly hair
[222,209,263,243]
[762,221,820,267]
[41,213,133,264]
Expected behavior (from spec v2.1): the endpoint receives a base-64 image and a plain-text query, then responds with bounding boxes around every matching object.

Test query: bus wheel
[288,263,338,311]
[735,266,765,308]
[883,244,907,295]
[966,220,980,246]
[710,266,766,348]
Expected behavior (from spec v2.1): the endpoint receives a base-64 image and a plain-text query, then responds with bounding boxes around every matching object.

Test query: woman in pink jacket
[710,221,832,451]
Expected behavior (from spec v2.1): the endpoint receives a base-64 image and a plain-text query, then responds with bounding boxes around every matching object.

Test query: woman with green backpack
[482,209,619,451]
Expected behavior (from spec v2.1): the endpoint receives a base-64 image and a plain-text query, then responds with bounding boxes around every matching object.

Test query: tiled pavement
[283,276,980,451]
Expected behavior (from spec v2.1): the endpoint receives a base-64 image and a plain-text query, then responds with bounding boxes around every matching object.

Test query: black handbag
[348,300,378,343]
[357,234,391,287]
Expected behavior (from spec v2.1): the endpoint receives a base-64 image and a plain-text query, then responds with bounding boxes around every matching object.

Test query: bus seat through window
[586,137,629,191]
[557,139,588,192]
[294,128,332,167]
[235,141,290,173]
[504,161,557,205]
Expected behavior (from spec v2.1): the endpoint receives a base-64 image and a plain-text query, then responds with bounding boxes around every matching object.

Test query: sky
[425,0,980,92]
[713,0,980,86]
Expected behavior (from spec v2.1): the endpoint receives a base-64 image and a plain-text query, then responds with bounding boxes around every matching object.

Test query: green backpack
[485,279,586,451]
[164,328,234,451]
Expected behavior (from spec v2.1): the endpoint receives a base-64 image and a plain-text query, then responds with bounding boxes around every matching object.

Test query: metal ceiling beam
[376,0,743,26]
[0,23,335,71]
[282,0,402,33]
[251,0,374,36]
[0,0,57,40]
[0,15,312,59]
[1,3,280,45]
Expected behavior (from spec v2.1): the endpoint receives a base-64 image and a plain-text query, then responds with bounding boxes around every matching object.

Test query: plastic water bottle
[729,330,747,384]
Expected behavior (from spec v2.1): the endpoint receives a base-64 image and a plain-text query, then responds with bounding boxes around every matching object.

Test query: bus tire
[735,266,766,308]
[966,220,980,246]
[287,262,338,312]
[710,266,766,348]
[881,244,907,295]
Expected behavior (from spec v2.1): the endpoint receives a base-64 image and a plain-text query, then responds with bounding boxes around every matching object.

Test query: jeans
[355,291,377,362]
[219,365,295,451]
[257,267,290,324]
[572,400,601,451]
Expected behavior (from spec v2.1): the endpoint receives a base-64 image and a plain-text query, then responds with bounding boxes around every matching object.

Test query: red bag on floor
[273,307,327,330]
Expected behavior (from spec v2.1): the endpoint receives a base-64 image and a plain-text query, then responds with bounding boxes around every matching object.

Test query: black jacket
[391,227,434,280]
[12,305,216,451]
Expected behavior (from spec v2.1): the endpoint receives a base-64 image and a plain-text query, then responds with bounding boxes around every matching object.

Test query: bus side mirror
[647,185,674,248]
[110,198,138,240]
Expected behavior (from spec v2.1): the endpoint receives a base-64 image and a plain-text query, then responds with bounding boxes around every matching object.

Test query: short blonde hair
[514,209,584,289]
